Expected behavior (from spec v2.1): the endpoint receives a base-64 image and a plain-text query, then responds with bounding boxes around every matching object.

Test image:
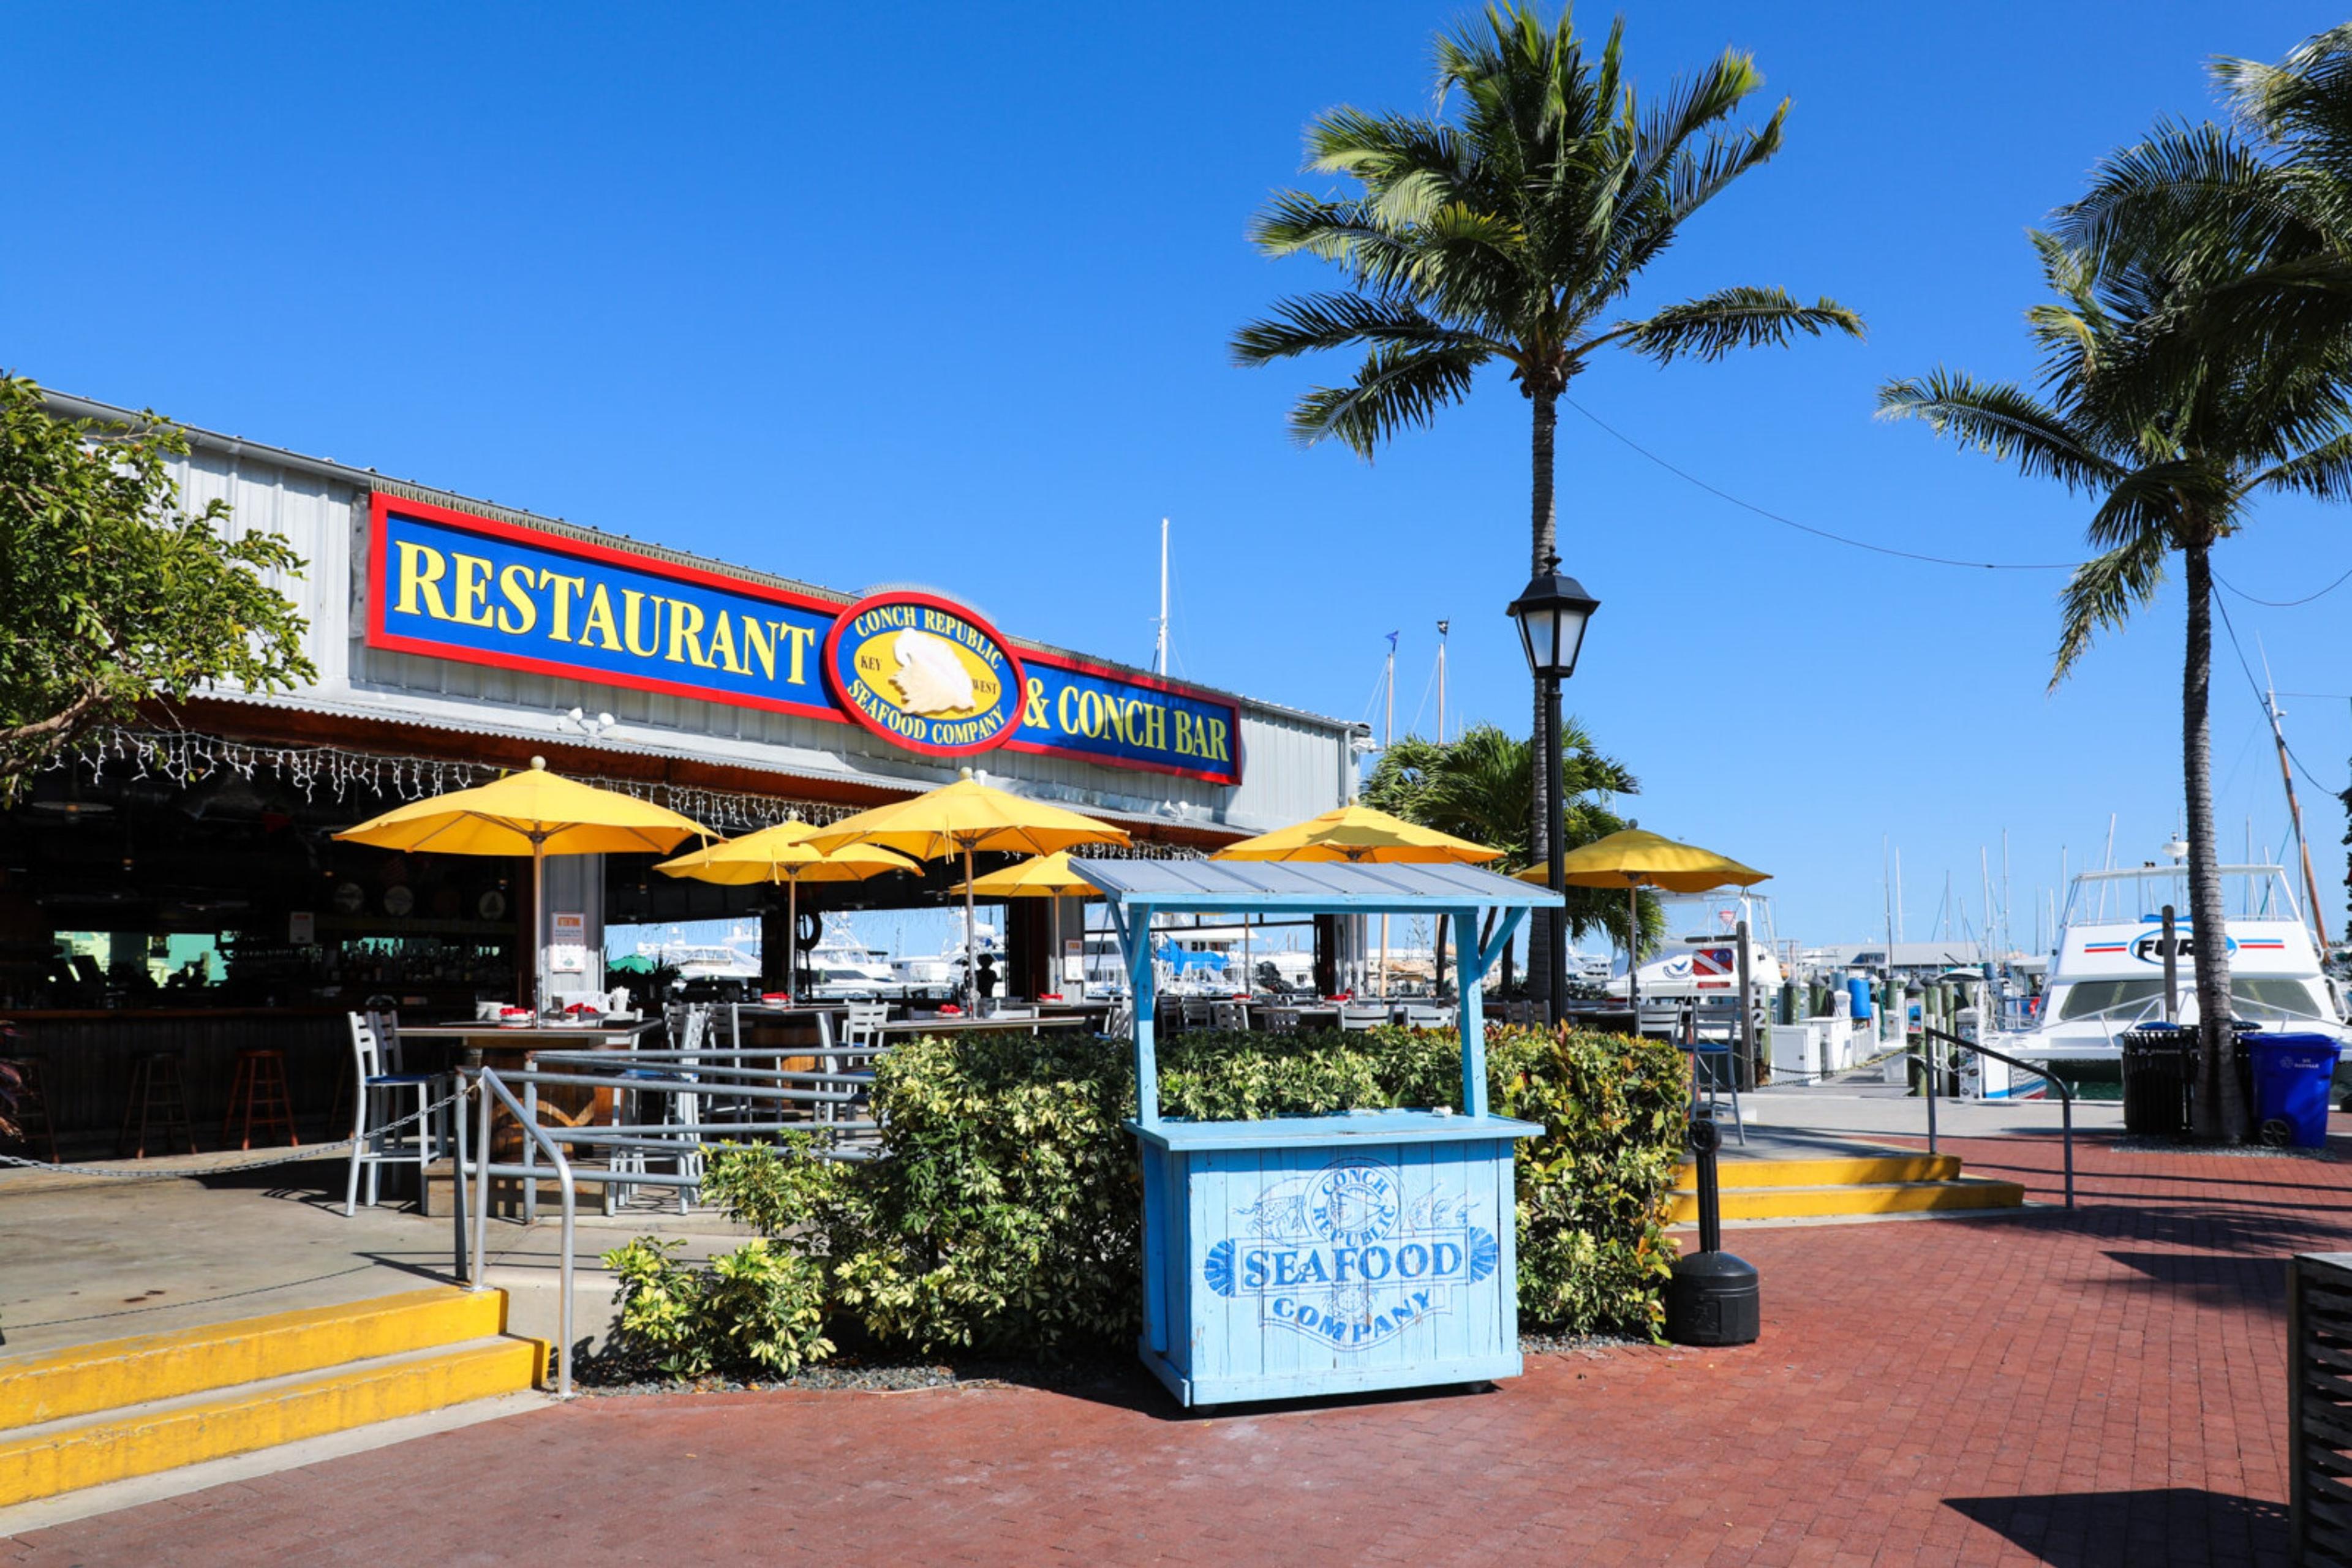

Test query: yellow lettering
[580,584,622,652]
[1143,702,1166,752]
[1207,717,1230,763]
[666,599,710,666]
[707,611,744,674]
[541,571,587,643]
[448,553,496,627]
[495,564,538,636]
[394,541,450,620]
[1057,687,1079,734]
[741,615,775,680]
[1022,677,1047,728]
[785,624,818,686]
[1174,710,1196,755]
[621,589,663,658]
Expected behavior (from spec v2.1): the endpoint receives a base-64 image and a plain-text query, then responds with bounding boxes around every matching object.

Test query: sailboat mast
[1435,620,1449,745]
[1155,518,1170,676]
[2260,665,2331,946]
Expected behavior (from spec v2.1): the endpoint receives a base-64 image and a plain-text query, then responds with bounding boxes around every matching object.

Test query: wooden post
[1455,906,1487,1118]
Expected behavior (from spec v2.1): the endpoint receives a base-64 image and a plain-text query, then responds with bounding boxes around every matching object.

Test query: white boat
[648,942,763,993]
[1605,895,1784,1002]
[804,919,899,995]
[891,921,1000,991]
[1994,862,2348,1065]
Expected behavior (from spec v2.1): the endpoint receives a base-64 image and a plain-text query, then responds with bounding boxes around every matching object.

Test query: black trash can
[2120,1024,2193,1136]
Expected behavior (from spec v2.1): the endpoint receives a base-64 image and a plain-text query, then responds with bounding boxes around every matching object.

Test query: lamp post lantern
[1508,554,1600,1027]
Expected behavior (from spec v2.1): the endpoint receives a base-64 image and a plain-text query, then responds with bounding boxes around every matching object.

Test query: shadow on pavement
[1945,1487,2286,1566]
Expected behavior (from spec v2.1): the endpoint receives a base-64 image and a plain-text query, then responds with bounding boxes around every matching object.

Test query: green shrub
[688,1025,1686,1359]
[600,1235,834,1380]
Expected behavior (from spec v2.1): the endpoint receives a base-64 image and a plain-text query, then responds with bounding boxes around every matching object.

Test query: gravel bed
[2110,1134,2334,1159]
[579,1332,1651,1395]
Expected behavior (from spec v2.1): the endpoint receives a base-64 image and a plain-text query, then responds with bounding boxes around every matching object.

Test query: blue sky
[7,1,2350,949]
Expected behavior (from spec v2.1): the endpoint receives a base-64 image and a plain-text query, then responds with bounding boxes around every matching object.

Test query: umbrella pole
[1626,881,1639,1017]
[963,842,977,1010]
[532,836,548,1017]
[788,877,798,1001]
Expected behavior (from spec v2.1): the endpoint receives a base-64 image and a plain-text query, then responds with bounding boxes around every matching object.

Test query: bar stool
[221,1047,300,1150]
[1,1054,57,1164]
[118,1050,200,1158]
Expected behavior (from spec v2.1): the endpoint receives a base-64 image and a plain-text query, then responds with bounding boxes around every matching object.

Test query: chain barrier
[0,1080,474,1181]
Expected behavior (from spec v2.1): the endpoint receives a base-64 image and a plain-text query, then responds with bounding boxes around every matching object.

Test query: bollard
[1665,1118,1760,1346]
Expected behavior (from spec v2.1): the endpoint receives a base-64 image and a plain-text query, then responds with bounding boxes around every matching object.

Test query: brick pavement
[6,1126,2343,1567]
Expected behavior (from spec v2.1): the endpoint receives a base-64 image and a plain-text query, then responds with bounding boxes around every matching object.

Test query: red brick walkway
[8,1127,2343,1567]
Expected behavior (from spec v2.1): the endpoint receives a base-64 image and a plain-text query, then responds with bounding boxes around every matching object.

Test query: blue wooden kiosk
[1071,858,1564,1408]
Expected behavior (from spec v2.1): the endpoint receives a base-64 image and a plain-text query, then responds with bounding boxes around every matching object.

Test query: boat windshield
[2054,976,2328,1024]
[2063,864,2302,925]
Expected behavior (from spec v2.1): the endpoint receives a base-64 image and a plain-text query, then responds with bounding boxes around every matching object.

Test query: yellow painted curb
[0,1337,542,1508]
[0,1287,507,1430]
[1668,1178,2026,1223]
[1670,1154,1962,1190]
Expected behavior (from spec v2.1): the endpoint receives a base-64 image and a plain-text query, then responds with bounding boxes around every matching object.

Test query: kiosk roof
[1068,857,1562,913]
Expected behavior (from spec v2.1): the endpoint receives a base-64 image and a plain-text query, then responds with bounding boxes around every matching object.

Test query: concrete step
[1672,1153,1962,1190]
[0,1288,544,1507]
[0,1336,542,1507]
[1668,1175,2026,1223]
[0,1286,511,1428]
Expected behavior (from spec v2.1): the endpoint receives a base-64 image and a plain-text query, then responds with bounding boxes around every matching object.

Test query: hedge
[606,1025,1688,1370]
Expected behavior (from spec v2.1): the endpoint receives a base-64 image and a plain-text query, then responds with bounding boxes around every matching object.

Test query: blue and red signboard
[365,494,1242,783]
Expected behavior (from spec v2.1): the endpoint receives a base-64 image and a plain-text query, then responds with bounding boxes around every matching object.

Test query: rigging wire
[2212,591,2344,797]
[1559,398,2082,571]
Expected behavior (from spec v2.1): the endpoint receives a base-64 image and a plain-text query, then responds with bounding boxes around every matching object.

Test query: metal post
[1696,1133,1723,1254]
[1925,1045,1939,1156]
[451,1071,471,1282]
[1544,677,1567,1027]
[471,1075,493,1291]
[2161,904,2179,1022]
[1736,918,1755,1090]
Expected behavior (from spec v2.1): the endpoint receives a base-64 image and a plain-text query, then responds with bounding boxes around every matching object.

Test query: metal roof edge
[40,388,1354,736]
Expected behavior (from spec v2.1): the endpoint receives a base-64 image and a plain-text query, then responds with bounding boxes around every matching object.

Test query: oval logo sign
[823,592,1026,756]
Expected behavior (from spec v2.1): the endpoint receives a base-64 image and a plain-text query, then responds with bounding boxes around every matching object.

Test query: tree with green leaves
[1361,720,1660,991]
[0,375,315,797]
[1880,167,2352,1139]
[1232,2,1860,1008]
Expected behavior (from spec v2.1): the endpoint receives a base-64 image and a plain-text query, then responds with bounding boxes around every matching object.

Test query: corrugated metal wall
[154,431,1352,836]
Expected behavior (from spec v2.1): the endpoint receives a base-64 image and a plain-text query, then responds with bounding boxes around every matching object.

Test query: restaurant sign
[366,494,1241,783]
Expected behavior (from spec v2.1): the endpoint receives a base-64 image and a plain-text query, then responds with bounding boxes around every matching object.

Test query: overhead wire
[2217,565,2352,608]
[1559,398,2082,571]
[2212,591,2343,797]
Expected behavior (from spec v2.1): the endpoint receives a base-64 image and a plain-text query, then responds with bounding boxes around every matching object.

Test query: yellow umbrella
[951,851,1104,998]
[1215,805,1501,997]
[805,772,1129,1000]
[1521,829,1769,1010]
[1212,804,1502,864]
[336,756,710,1012]
[656,821,920,998]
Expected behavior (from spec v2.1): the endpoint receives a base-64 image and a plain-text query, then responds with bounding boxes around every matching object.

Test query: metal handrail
[457,1068,579,1398]
[1913,1025,2073,1210]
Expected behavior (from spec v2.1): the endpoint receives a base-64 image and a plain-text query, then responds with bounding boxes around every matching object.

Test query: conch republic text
[365,495,1242,782]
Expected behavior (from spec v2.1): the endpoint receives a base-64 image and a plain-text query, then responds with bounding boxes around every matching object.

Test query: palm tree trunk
[1527,390,1561,1014]
[2183,537,2245,1142]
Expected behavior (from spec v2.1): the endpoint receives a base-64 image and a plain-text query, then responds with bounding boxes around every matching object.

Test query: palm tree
[1880,216,2352,1141]
[1362,720,1660,990]
[1232,3,1861,1009]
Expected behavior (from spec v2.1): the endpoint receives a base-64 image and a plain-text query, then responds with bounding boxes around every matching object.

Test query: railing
[450,1049,884,1399]
[1912,1025,2074,1210]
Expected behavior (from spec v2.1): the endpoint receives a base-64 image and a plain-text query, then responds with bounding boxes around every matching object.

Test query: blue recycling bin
[2247,1034,2342,1148]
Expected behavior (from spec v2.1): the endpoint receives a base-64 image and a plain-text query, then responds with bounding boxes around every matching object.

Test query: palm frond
[2252,428,2352,502]
[1875,369,2124,491]
[1593,286,1860,364]
[2052,530,2168,685]
[1230,293,1499,367]
[1287,343,1487,456]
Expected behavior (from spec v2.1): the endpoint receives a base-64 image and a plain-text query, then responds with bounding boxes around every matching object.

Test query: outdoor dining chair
[1210,1000,1249,1031]
[609,1005,704,1213]
[1180,997,1213,1032]
[1338,1005,1388,1033]
[344,1011,443,1216]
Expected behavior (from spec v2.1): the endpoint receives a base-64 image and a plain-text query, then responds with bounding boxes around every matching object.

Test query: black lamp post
[1507,554,1600,1027]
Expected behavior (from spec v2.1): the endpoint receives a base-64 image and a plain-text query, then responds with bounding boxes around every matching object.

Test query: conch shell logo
[888,629,978,717]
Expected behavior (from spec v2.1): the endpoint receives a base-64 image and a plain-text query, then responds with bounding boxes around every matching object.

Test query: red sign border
[821,590,1029,760]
